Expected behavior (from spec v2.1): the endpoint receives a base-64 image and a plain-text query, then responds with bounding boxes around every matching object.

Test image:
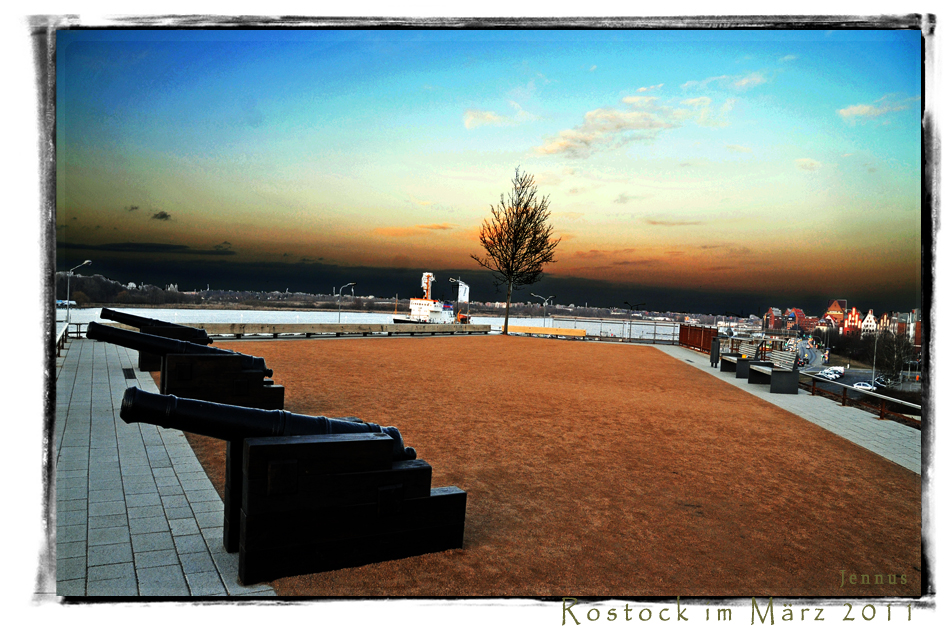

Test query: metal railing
[801,372,921,428]
[544,317,679,344]
[679,324,718,353]
[55,324,68,356]
[55,321,91,355]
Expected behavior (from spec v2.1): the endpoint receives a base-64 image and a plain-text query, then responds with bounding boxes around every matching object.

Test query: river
[56,307,679,342]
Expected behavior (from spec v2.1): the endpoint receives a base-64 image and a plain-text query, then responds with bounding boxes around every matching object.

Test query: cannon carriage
[87,321,284,409]
[120,387,467,584]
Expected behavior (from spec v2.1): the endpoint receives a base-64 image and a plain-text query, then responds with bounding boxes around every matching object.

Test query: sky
[54,26,926,315]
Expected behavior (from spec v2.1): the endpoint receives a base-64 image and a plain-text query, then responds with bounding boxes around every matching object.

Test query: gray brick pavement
[652,344,921,474]
[54,338,275,597]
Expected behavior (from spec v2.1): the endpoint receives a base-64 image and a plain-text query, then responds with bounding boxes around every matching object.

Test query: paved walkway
[54,338,276,596]
[653,345,921,474]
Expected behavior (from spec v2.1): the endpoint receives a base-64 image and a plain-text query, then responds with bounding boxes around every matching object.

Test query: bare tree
[867,330,918,378]
[472,167,561,335]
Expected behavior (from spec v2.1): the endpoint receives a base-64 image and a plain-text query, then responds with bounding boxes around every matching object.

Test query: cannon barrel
[121,387,417,461]
[100,308,212,344]
[87,321,272,377]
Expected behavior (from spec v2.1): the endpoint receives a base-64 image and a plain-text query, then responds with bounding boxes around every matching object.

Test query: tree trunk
[503,282,512,335]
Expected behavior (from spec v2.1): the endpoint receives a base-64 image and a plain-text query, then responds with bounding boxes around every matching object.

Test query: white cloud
[726,144,752,154]
[509,100,538,123]
[677,97,735,128]
[636,83,664,93]
[681,75,729,90]
[681,72,767,91]
[464,101,538,129]
[622,96,659,107]
[733,72,766,88]
[534,107,676,158]
[589,65,597,72]
[795,158,822,171]
[779,55,797,62]
[463,109,505,129]
[837,95,919,122]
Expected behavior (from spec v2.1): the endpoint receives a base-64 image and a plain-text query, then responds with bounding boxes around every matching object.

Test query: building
[861,309,878,334]
[841,306,863,336]
[823,299,848,327]
[764,307,819,333]
[765,307,781,330]
[784,308,818,332]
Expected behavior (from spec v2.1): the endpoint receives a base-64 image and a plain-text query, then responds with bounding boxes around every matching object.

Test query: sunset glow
[56,27,924,311]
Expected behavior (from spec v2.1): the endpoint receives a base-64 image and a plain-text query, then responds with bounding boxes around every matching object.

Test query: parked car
[854,382,877,392]
[873,375,894,388]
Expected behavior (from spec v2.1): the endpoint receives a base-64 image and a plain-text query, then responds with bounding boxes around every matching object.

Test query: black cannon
[87,321,283,409]
[120,386,416,461]
[100,307,212,343]
[120,388,465,584]
[100,308,211,371]
[88,321,269,374]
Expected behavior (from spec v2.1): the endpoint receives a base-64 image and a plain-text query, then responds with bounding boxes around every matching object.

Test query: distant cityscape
[56,271,922,347]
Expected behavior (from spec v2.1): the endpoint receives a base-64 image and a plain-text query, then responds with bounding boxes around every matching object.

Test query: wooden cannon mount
[87,321,284,410]
[120,387,467,585]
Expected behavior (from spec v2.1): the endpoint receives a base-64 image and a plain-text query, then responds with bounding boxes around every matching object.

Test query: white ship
[393,272,467,324]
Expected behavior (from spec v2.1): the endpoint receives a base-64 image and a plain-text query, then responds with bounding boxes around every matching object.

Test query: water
[56,307,679,341]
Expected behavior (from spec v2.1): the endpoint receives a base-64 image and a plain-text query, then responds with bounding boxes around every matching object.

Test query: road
[792,343,882,397]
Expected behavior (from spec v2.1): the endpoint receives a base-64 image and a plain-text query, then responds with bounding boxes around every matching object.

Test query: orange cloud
[373,227,422,238]
[643,218,705,226]
[375,223,456,237]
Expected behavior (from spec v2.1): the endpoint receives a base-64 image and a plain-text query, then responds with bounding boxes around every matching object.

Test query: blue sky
[55,27,923,310]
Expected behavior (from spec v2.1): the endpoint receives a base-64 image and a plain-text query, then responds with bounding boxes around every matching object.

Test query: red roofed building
[841,306,863,336]
[764,307,783,330]
[824,299,847,327]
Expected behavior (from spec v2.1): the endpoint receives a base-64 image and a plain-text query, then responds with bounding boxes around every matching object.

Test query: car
[873,376,893,388]
[854,382,877,392]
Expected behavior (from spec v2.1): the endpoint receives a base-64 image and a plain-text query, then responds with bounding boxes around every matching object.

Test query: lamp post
[337,282,355,323]
[816,323,832,363]
[66,259,91,336]
[624,301,645,341]
[530,293,555,327]
[869,327,891,389]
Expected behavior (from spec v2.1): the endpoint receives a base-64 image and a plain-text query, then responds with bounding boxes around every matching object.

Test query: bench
[748,349,800,394]
[720,341,761,376]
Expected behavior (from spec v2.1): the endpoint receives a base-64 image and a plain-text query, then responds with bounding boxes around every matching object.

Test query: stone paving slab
[54,338,275,597]
[652,344,921,474]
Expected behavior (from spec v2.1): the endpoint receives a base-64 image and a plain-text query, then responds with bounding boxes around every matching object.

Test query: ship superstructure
[393,272,457,324]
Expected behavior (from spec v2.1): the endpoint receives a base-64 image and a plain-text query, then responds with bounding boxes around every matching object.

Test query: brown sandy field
[179,335,922,597]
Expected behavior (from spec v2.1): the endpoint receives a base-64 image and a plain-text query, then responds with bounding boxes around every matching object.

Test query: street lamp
[815,324,833,363]
[869,326,892,389]
[530,293,555,327]
[337,282,355,323]
[624,301,645,341]
[66,259,91,336]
